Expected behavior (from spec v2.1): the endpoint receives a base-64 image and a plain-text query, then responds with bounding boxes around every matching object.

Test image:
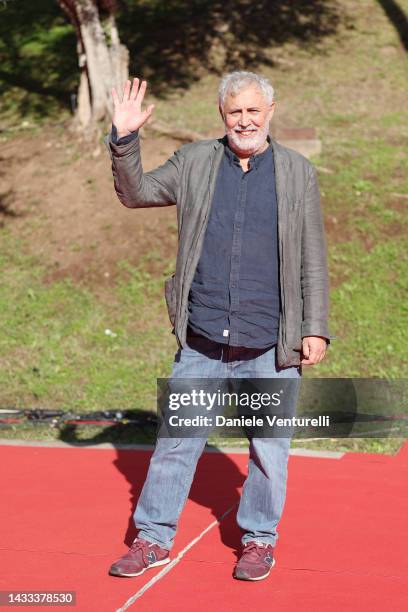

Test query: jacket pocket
[164,274,176,327]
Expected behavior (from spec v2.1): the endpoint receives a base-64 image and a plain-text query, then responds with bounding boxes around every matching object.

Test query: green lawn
[1,0,407,453]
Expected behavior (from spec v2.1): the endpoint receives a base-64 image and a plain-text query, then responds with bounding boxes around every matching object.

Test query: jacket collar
[212,134,289,201]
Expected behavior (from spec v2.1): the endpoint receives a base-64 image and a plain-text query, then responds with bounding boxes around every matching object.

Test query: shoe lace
[129,538,149,552]
[129,538,154,563]
[242,542,268,562]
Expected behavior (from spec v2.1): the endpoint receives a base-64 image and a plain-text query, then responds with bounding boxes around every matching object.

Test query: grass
[1,0,407,453]
[0,227,405,453]
[0,0,76,126]
[0,230,175,411]
[325,241,407,377]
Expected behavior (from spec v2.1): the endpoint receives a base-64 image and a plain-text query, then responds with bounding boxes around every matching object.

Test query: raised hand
[111,78,155,139]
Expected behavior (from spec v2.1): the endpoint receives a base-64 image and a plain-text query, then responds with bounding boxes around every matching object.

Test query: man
[105,71,330,581]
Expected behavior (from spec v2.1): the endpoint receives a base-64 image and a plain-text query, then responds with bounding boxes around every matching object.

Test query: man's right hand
[111,78,155,139]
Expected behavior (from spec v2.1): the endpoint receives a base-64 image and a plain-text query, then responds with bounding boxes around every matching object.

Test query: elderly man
[105,71,330,582]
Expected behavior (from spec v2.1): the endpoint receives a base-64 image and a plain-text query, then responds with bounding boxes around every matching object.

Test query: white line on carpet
[116,503,238,612]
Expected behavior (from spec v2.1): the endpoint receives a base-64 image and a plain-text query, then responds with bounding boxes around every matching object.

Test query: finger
[301,358,316,366]
[129,77,139,101]
[309,349,319,363]
[144,104,155,119]
[123,79,131,102]
[302,341,310,359]
[111,87,120,108]
[309,349,325,365]
[318,350,326,363]
[137,105,155,129]
[301,349,319,365]
[136,80,147,106]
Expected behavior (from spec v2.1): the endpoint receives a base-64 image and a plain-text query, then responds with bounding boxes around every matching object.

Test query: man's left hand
[301,336,327,365]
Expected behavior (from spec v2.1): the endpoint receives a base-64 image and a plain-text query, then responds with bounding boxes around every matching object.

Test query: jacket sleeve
[104,132,182,208]
[300,165,330,341]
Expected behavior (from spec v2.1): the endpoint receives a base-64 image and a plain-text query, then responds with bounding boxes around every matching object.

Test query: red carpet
[0,441,407,611]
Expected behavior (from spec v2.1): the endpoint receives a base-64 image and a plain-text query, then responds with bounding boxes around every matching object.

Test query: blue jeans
[134,332,301,550]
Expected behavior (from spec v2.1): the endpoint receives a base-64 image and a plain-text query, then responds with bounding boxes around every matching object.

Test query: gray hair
[218,71,275,108]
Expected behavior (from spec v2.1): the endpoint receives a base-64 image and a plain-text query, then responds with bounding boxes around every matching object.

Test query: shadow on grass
[119,0,342,96]
[0,192,19,218]
[0,161,19,219]
[0,0,77,118]
[376,0,408,51]
[0,0,341,118]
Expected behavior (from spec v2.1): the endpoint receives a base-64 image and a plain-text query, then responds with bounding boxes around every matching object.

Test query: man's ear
[218,104,225,122]
[268,102,276,122]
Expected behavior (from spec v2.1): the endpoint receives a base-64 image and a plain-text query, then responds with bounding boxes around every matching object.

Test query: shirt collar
[224,135,272,170]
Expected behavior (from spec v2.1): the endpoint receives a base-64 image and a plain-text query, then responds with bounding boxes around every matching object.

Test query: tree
[57,0,129,134]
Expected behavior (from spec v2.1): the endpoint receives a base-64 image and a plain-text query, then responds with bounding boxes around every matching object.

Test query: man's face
[220,85,275,156]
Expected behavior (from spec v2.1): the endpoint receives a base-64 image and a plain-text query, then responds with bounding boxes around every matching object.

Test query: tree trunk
[58,0,129,136]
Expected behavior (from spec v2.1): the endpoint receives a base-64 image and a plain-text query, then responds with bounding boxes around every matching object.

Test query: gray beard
[226,120,270,155]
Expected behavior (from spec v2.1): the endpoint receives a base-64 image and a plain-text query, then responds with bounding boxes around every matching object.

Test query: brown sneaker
[109,537,170,577]
[233,541,275,581]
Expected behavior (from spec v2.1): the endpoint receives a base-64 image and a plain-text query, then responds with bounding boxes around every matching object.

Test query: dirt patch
[323,211,350,244]
[1,124,181,287]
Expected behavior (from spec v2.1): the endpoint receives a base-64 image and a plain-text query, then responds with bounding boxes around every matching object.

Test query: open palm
[111,78,154,138]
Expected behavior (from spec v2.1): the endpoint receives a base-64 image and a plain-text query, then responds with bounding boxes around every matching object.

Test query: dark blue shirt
[188,140,280,349]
